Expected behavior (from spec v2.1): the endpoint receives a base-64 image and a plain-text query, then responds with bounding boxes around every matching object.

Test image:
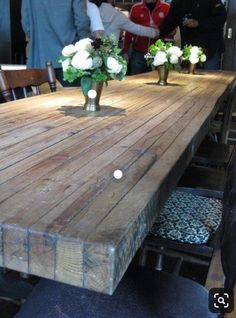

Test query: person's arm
[197,0,227,32]
[120,13,158,38]
[21,0,30,38]
[87,1,104,37]
[73,0,91,39]
[159,0,181,38]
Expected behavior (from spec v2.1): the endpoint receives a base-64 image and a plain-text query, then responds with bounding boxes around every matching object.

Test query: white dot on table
[113,169,123,180]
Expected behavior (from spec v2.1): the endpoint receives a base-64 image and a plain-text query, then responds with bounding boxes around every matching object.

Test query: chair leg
[155,247,164,271]
[139,245,148,267]
[173,257,183,276]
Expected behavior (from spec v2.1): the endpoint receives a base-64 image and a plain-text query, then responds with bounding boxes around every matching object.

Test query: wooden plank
[0,82,179,169]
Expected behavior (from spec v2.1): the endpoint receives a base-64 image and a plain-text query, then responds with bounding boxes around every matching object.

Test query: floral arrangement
[59,35,127,96]
[145,39,183,69]
[182,45,207,64]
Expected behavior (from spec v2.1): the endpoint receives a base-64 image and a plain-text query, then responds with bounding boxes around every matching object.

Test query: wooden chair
[0,61,56,102]
[192,139,236,169]
[191,78,236,169]
[139,148,236,281]
[177,164,227,199]
[0,61,56,305]
[174,79,236,207]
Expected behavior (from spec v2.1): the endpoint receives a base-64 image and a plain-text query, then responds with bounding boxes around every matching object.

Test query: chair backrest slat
[0,61,56,102]
[11,88,17,100]
[24,86,29,98]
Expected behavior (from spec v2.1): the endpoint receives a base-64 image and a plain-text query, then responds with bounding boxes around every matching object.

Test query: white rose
[71,51,93,70]
[189,53,199,64]
[107,57,122,74]
[200,54,207,63]
[75,38,93,52]
[170,54,179,64]
[153,51,168,66]
[62,59,70,71]
[62,44,76,57]
[190,46,199,55]
[167,46,182,58]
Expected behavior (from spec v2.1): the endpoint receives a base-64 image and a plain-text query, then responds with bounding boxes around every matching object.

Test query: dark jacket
[159,0,227,58]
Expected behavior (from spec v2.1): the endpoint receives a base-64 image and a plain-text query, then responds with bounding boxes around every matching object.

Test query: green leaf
[80,77,92,96]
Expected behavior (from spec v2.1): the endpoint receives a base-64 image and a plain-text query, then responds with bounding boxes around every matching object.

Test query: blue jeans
[129,50,152,75]
[203,53,221,70]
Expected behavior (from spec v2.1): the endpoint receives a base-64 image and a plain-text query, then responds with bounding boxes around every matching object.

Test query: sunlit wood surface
[0,71,235,294]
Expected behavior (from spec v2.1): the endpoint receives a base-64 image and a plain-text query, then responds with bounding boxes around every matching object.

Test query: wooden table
[0,71,235,295]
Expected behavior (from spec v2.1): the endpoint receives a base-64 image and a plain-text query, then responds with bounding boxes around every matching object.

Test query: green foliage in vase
[145,39,183,70]
[182,45,207,64]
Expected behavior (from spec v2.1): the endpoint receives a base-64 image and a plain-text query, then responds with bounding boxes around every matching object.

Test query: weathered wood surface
[0,71,235,294]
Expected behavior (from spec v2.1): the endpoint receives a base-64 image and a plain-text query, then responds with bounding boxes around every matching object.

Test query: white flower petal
[190,46,199,55]
[75,38,93,52]
[153,51,168,66]
[62,44,76,56]
[167,46,183,58]
[170,54,179,64]
[200,54,207,62]
[62,59,70,71]
[189,54,199,64]
[107,57,122,74]
[71,52,93,70]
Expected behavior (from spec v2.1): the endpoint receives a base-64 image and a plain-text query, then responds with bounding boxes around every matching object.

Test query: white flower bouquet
[145,39,183,69]
[182,45,207,65]
[59,35,127,96]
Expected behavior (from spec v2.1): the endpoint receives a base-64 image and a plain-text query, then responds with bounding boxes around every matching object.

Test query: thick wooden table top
[0,71,235,294]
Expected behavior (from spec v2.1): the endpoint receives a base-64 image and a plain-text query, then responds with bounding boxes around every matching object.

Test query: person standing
[158,0,227,70]
[21,0,90,85]
[122,0,170,75]
[90,0,160,43]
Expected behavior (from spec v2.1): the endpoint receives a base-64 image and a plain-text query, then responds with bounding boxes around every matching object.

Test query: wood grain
[0,71,235,293]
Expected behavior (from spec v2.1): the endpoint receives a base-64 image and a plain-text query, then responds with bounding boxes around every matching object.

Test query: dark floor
[0,301,20,318]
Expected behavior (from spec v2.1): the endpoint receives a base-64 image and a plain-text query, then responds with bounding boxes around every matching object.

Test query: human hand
[92,30,104,39]
[182,19,199,28]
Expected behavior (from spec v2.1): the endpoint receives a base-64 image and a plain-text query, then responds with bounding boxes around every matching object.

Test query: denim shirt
[21,0,90,68]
